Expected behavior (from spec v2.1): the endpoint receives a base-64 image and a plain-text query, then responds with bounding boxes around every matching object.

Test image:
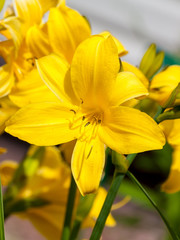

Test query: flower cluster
[1,0,180,239]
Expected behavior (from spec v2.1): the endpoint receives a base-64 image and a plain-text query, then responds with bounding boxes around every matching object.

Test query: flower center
[69,108,103,142]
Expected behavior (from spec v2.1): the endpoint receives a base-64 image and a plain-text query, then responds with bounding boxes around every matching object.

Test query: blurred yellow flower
[0,145,118,239]
[6,33,165,195]
[149,65,180,107]
[160,119,180,193]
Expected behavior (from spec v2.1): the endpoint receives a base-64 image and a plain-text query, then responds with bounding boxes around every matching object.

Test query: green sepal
[139,43,156,75]
[146,51,165,79]
[139,43,164,79]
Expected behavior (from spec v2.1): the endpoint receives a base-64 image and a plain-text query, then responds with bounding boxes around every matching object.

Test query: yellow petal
[0,160,18,186]
[38,0,60,13]
[0,64,14,97]
[122,61,149,88]
[0,16,23,51]
[18,205,65,240]
[5,102,78,146]
[159,119,180,146]
[150,65,180,106]
[99,106,165,154]
[109,71,148,106]
[9,69,58,107]
[3,3,15,18]
[26,25,51,58]
[0,97,18,133]
[13,0,42,27]
[0,39,14,63]
[36,54,78,105]
[48,6,91,63]
[71,33,119,109]
[71,137,105,195]
[100,32,128,57]
[161,147,180,193]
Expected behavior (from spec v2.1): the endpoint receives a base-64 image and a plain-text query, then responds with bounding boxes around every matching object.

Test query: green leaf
[0,0,5,12]
[127,171,180,240]
[0,177,5,240]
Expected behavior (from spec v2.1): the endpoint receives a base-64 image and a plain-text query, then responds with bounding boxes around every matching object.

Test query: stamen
[70,107,103,141]
[84,122,90,127]
[70,109,76,114]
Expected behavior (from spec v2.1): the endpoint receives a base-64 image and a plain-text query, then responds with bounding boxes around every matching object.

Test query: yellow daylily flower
[6,33,165,195]
[4,0,91,107]
[0,145,118,240]
[159,119,180,193]
[13,0,61,29]
[0,146,73,239]
[149,65,180,106]
[0,0,61,98]
[48,0,91,63]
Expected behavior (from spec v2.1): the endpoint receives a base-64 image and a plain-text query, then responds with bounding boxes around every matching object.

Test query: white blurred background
[1,0,180,64]
[67,0,180,64]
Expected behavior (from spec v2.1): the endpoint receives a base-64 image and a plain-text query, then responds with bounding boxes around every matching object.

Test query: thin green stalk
[89,153,137,240]
[69,219,81,240]
[0,178,5,240]
[61,174,77,240]
[89,170,124,240]
[126,171,180,240]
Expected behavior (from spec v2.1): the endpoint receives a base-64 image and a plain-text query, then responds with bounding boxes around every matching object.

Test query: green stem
[69,219,81,240]
[89,170,125,240]
[0,178,5,240]
[61,174,77,240]
[126,171,180,240]
[89,153,137,240]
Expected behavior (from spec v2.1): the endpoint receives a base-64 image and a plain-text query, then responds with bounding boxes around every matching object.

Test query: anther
[84,122,90,127]
[70,109,76,114]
